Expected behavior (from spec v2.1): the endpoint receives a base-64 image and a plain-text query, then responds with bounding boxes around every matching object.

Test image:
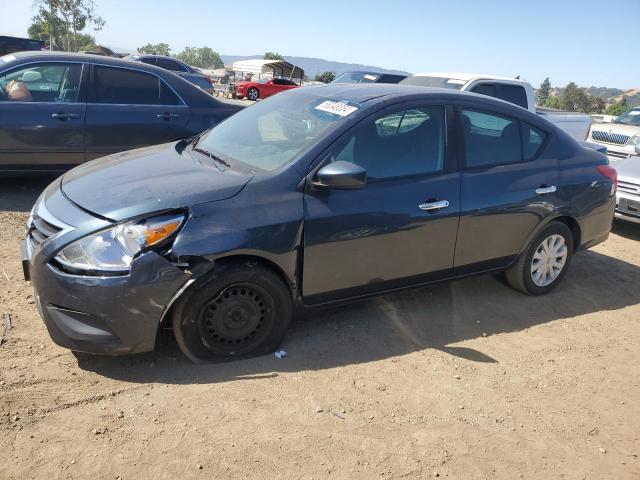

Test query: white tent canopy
[231,59,304,81]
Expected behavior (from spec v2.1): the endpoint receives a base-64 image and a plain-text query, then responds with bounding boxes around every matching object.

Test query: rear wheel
[172,262,292,362]
[247,87,259,101]
[505,222,574,295]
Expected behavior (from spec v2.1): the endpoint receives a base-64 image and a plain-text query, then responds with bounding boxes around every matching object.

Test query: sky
[2,0,639,89]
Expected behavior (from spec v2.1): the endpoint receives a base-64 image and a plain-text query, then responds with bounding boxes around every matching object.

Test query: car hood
[613,155,640,182]
[61,142,253,222]
[590,123,640,136]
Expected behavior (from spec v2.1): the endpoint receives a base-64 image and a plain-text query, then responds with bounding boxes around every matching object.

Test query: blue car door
[0,61,86,170]
[303,103,461,304]
[453,105,559,270]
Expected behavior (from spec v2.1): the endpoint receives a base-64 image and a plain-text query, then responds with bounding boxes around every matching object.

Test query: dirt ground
[1,176,639,480]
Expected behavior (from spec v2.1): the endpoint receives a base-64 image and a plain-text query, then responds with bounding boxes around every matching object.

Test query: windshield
[614,109,640,126]
[400,75,466,90]
[196,91,359,172]
[332,72,380,84]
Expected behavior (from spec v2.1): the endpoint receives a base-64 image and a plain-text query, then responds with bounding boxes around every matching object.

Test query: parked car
[126,54,215,95]
[22,84,616,361]
[235,77,300,101]
[588,108,640,162]
[0,51,242,173]
[0,36,45,56]
[401,73,592,141]
[332,71,407,84]
[612,145,640,224]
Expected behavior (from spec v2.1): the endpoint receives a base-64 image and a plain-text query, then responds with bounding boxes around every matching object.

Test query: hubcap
[198,284,273,352]
[530,234,568,287]
[248,90,257,100]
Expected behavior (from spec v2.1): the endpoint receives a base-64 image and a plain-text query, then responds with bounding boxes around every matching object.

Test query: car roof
[1,50,182,75]
[410,72,528,84]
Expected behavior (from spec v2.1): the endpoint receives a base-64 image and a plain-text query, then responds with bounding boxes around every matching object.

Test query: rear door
[85,64,190,160]
[303,103,461,304]
[454,105,558,270]
[0,61,86,170]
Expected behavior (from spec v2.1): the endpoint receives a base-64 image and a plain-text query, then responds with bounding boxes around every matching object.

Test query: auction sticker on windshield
[315,100,359,117]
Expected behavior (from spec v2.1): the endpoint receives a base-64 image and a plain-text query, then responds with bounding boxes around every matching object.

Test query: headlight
[55,213,184,273]
[628,135,640,146]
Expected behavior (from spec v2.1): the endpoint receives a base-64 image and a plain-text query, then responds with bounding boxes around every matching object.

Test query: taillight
[596,164,617,195]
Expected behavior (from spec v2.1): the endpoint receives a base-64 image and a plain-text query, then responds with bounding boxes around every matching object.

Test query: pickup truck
[401,73,592,141]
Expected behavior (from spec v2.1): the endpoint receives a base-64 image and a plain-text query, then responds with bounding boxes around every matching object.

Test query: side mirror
[314,161,367,189]
[635,144,640,156]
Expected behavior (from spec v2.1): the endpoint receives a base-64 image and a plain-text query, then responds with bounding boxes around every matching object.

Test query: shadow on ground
[0,175,59,213]
[76,248,640,385]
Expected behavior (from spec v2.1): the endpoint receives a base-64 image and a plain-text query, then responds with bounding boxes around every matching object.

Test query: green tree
[559,82,594,113]
[544,95,561,109]
[30,0,105,52]
[606,99,630,116]
[314,71,335,83]
[264,52,284,61]
[537,77,551,106]
[176,46,224,69]
[138,43,171,56]
[591,96,606,114]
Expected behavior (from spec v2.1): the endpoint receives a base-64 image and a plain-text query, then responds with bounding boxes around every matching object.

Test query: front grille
[618,180,640,196]
[591,130,630,145]
[608,151,631,160]
[27,202,71,248]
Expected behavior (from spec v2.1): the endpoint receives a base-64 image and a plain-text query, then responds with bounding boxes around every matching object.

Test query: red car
[235,77,301,101]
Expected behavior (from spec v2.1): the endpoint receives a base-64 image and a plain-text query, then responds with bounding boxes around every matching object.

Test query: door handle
[51,113,80,120]
[418,200,450,211]
[156,112,181,120]
[535,185,557,195]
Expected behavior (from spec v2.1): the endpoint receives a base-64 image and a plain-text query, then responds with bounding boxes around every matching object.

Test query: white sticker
[363,74,378,81]
[1,54,16,63]
[446,78,466,85]
[315,100,358,117]
[628,110,640,116]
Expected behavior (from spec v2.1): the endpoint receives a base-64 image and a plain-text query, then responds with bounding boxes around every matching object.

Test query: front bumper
[24,182,191,355]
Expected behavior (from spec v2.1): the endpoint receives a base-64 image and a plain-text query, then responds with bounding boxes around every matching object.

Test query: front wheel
[172,262,292,362]
[505,222,574,295]
[247,87,259,101]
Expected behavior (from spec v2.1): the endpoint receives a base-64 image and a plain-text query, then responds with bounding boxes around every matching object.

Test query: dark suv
[0,36,45,56]
[22,84,616,362]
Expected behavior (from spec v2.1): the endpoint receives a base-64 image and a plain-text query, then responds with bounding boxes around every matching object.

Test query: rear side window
[139,57,156,66]
[160,81,182,105]
[93,66,159,105]
[156,58,188,72]
[521,123,546,160]
[495,85,528,109]
[462,110,547,167]
[462,109,521,167]
[330,106,446,179]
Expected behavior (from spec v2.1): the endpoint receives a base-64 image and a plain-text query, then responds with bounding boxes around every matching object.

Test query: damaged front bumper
[24,181,192,355]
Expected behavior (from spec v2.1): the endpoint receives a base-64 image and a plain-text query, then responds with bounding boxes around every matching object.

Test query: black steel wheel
[172,262,292,362]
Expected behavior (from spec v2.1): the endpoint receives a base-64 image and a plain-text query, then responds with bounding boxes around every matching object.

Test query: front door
[303,104,460,304]
[0,62,86,170]
[85,64,190,160]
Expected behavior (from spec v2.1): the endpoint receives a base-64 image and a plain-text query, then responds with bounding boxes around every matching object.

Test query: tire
[247,87,259,101]
[505,222,574,295]
[172,261,292,363]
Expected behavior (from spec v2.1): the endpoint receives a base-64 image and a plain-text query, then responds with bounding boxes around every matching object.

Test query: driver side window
[329,106,446,180]
[0,63,83,103]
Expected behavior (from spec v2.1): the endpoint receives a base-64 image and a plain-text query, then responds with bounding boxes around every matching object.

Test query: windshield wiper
[192,147,231,168]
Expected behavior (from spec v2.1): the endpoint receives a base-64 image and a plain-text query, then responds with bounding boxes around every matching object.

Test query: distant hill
[220,54,410,78]
[548,86,640,107]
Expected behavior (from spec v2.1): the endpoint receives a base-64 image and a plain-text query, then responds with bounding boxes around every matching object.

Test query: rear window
[496,85,528,109]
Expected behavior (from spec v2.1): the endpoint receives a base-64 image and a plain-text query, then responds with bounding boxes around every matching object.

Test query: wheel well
[553,216,581,250]
[205,254,293,297]
[159,254,294,331]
